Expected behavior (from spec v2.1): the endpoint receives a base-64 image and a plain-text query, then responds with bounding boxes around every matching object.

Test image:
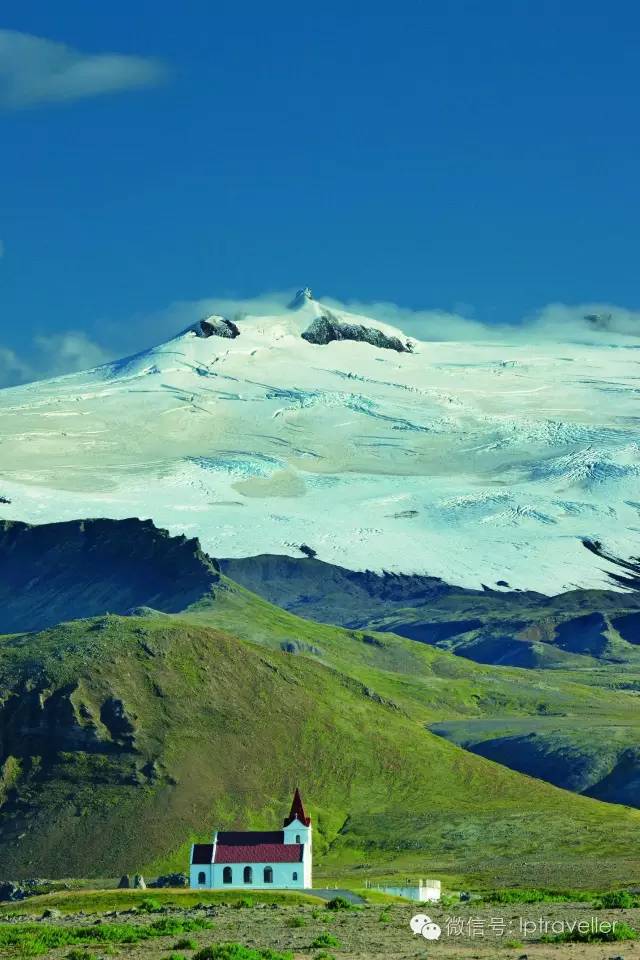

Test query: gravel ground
[1,898,640,959]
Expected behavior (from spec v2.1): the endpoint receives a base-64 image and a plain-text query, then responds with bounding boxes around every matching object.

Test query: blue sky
[1,0,639,384]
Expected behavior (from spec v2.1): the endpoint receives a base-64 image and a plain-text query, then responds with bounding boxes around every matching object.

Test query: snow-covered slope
[1,290,638,593]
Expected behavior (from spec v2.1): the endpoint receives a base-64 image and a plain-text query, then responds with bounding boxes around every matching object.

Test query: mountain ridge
[0,517,219,633]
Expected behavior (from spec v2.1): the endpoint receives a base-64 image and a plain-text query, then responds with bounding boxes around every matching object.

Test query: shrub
[597,890,638,909]
[310,932,342,949]
[325,897,351,911]
[0,918,213,956]
[174,937,198,949]
[286,915,306,928]
[193,946,293,960]
[482,888,588,904]
[151,917,213,937]
[378,911,391,923]
[542,922,637,944]
[437,893,459,909]
[139,897,163,912]
[233,897,255,909]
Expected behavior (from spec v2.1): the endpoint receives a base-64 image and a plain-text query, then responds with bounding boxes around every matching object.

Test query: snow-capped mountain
[1,289,638,593]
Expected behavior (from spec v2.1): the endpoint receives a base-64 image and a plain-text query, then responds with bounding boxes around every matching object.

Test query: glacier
[0,289,638,594]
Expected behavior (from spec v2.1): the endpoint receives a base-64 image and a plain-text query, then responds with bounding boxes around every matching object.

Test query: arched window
[263,866,273,884]
[292,871,298,882]
[223,866,233,884]
[198,871,206,885]
[295,834,301,843]
[243,866,253,884]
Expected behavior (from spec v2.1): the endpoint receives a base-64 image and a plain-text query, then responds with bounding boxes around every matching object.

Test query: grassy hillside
[182,579,640,810]
[2,603,640,888]
[221,554,640,667]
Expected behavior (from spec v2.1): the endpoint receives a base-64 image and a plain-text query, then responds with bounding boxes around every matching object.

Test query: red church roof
[283,787,311,827]
[214,843,303,864]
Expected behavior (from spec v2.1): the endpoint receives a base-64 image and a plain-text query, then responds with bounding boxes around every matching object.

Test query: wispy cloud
[0,346,31,387]
[321,296,640,343]
[0,30,167,109]
[114,290,640,351]
[0,331,113,388]
[525,302,640,340]
[32,332,112,377]
[2,292,638,389]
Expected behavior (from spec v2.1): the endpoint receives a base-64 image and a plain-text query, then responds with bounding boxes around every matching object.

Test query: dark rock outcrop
[612,611,640,644]
[0,879,55,903]
[302,314,413,353]
[390,619,485,645]
[0,682,139,763]
[193,315,240,339]
[280,640,322,656]
[150,872,188,888]
[583,538,640,591]
[100,697,137,748]
[554,612,611,656]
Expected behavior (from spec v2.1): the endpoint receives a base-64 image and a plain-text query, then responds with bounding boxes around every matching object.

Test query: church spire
[283,787,311,827]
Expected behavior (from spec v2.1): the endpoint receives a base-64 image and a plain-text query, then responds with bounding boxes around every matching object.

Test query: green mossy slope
[1,611,640,888]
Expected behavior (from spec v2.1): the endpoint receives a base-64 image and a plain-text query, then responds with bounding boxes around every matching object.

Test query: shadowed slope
[220,552,640,665]
[0,518,219,633]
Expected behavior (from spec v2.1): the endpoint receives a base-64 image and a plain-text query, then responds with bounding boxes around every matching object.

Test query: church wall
[189,861,213,888]
[191,860,305,890]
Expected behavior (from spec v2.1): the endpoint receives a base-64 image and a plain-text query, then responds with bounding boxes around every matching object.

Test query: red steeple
[283,787,311,827]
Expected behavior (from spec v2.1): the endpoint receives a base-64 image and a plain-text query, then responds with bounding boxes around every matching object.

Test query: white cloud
[0,331,113,388]
[32,331,112,376]
[2,293,638,390]
[108,291,504,351]
[0,30,167,109]
[526,302,640,340]
[122,290,640,349]
[0,346,31,387]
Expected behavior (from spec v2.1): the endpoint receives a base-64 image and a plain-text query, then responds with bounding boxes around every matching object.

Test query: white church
[189,789,312,890]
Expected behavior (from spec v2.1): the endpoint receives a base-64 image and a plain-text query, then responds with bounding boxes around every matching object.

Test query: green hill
[185,576,640,810]
[2,605,640,889]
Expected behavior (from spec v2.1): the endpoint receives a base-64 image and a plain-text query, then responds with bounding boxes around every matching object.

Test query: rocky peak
[287,287,314,309]
[192,315,240,339]
[301,314,413,353]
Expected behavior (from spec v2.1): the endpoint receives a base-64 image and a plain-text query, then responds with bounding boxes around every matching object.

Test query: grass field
[2,888,640,959]
[0,889,324,917]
